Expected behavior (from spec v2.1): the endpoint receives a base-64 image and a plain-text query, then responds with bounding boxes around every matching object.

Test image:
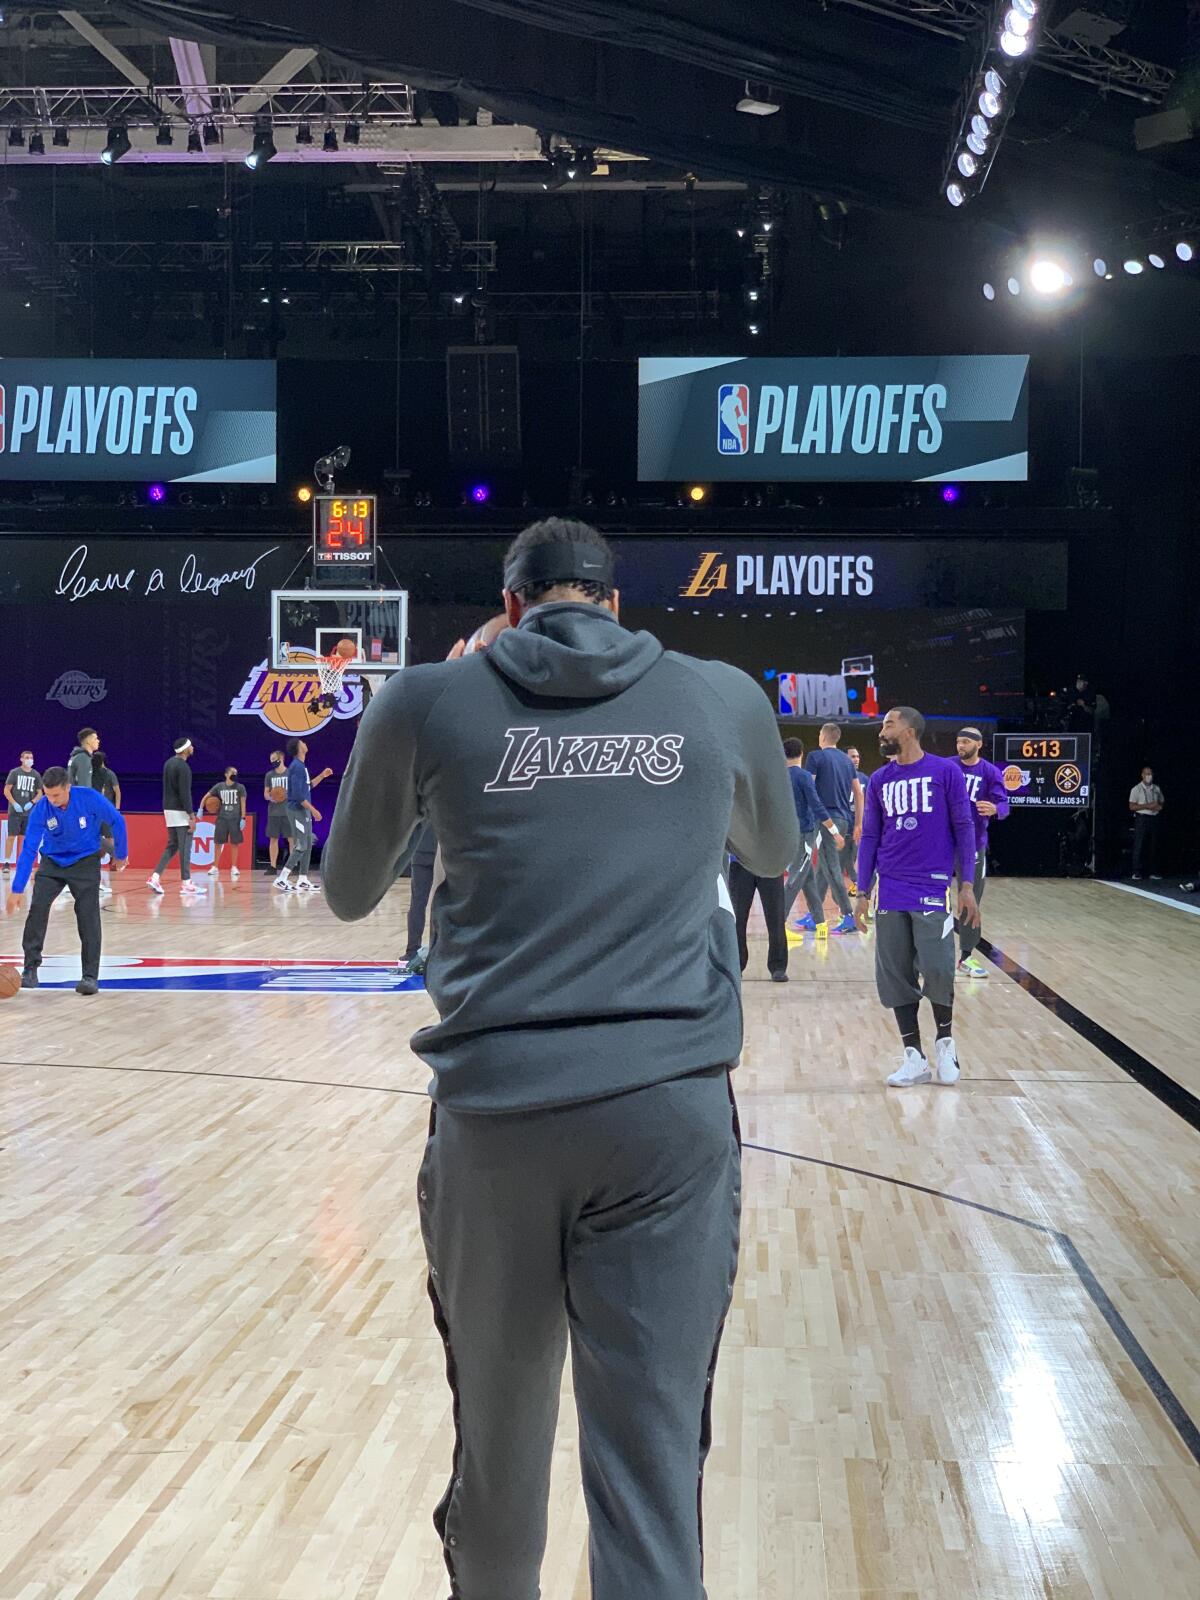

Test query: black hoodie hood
[487,602,662,701]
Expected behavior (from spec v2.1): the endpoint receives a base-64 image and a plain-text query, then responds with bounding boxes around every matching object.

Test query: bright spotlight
[1148,253,1165,269]
[470,483,491,504]
[686,484,708,504]
[1092,258,1107,277]
[982,282,996,300]
[1012,0,1037,15]
[1176,241,1194,262]
[979,91,1002,118]
[971,114,991,140]
[1005,10,1032,35]
[966,132,987,157]
[1006,277,1021,296]
[100,123,131,165]
[1123,259,1144,275]
[957,151,977,177]
[296,485,313,504]
[1029,258,1068,295]
[245,124,276,169]
[984,69,1006,97]
[1000,29,1028,57]
[147,483,167,504]
[941,484,961,503]
[946,182,966,207]
[747,320,762,335]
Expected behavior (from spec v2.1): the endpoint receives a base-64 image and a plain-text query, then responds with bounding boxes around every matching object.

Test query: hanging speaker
[446,345,522,465]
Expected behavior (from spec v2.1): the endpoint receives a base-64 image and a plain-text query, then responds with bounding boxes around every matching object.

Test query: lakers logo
[229,649,361,734]
[679,550,729,598]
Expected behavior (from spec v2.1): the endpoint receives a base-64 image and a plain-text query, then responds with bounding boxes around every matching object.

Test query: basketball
[0,963,21,1000]
[203,794,221,815]
[335,637,357,659]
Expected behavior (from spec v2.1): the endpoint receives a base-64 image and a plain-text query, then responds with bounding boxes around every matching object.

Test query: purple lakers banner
[637,355,1029,483]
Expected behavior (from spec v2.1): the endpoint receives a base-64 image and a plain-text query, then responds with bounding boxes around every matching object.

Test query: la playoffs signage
[0,358,276,482]
[638,355,1029,482]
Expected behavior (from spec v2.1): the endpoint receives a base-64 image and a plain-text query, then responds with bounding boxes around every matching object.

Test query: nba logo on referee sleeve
[717,383,749,454]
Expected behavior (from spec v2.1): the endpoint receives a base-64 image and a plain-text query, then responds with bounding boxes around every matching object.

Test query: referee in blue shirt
[805,723,864,934]
[6,765,128,994]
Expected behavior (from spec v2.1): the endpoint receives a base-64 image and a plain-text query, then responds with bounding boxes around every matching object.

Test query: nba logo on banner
[778,674,799,716]
[717,383,749,455]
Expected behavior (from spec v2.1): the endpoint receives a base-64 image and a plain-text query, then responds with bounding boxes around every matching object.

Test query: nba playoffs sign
[638,355,1029,482]
[0,359,276,482]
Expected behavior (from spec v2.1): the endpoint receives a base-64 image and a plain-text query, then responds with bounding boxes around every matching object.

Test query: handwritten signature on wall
[56,543,282,603]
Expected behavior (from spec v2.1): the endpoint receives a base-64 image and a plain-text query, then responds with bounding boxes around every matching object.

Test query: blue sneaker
[790,913,817,931]
[830,914,857,935]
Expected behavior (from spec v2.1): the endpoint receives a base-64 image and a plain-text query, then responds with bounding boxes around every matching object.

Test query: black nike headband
[504,541,615,595]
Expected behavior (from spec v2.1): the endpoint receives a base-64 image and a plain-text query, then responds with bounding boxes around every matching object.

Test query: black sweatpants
[419,1066,742,1600]
[728,858,788,977]
[155,824,192,882]
[22,851,103,981]
[406,855,435,959]
[1132,814,1158,876]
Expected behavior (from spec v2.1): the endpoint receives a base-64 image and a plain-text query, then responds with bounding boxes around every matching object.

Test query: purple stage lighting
[148,483,167,503]
[470,483,491,504]
[941,484,961,503]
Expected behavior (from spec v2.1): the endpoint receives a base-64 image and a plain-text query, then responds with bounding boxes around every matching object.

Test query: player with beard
[855,707,979,1087]
[953,726,1008,978]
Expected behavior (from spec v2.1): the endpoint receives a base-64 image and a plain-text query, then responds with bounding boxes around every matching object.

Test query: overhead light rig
[943,1,1042,210]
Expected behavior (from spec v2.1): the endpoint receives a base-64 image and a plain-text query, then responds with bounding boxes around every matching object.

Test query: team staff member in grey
[324,518,797,1600]
[4,751,43,870]
[67,728,100,789]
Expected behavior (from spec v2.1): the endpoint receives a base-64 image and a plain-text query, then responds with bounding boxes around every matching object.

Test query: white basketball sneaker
[147,875,164,895]
[295,877,319,893]
[934,1036,961,1085]
[230,866,240,881]
[181,881,207,897]
[887,1047,931,1087]
[274,872,293,892]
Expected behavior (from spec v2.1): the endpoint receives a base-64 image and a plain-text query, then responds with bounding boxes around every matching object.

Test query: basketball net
[315,653,350,700]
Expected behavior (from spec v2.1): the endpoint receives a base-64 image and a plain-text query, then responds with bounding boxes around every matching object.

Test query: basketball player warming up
[953,725,1008,978]
[855,705,979,1087]
[324,518,797,1600]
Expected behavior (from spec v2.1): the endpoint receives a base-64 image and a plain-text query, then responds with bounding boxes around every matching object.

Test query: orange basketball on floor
[0,963,22,1000]
[203,794,221,815]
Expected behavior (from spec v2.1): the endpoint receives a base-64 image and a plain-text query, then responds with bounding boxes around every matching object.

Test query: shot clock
[992,732,1092,809]
[312,493,377,580]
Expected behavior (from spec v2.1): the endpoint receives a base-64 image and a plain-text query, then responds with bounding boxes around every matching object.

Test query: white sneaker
[209,867,219,878]
[274,873,294,892]
[99,879,112,896]
[230,866,240,881]
[295,877,319,893]
[147,876,164,895]
[181,881,207,897]
[886,1047,931,1087]
[934,1036,961,1085]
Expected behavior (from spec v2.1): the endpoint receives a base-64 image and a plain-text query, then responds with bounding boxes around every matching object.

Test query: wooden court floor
[0,873,1197,1599]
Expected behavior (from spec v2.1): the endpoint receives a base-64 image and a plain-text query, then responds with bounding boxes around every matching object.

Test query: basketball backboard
[271,589,408,673]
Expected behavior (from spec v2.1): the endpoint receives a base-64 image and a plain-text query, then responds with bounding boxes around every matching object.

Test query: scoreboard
[992,733,1091,809]
[312,494,377,578]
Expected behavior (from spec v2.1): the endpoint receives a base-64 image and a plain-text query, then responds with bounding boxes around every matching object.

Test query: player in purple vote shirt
[953,727,1009,979]
[855,706,979,1087]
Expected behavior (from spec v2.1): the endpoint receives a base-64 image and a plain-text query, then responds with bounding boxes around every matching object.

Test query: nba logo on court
[717,383,749,454]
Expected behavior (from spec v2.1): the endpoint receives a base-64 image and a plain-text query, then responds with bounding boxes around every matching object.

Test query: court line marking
[980,938,1200,1132]
[1096,879,1200,917]
[2,1048,1197,1468]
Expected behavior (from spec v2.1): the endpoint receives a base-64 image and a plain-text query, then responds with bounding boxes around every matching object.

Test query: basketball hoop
[308,651,350,714]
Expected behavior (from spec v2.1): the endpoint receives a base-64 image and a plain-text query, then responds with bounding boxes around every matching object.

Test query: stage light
[946,182,966,207]
[27,129,44,155]
[971,114,991,141]
[202,120,219,145]
[941,484,961,503]
[344,119,361,145]
[7,125,23,148]
[985,69,1006,96]
[155,123,173,146]
[147,483,167,504]
[1005,10,1032,36]
[966,132,987,157]
[1148,253,1165,269]
[1007,276,1020,295]
[1123,258,1144,275]
[979,90,1002,118]
[686,484,708,503]
[744,285,761,304]
[296,485,313,504]
[1177,241,1195,262]
[982,282,996,300]
[1000,27,1029,58]
[1029,258,1068,295]
[735,225,747,238]
[957,151,977,177]
[1012,0,1037,15]
[1093,258,1107,276]
[470,483,491,504]
[245,124,276,169]
[187,126,202,153]
[100,124,130,165]
[737,81,781,116]
[295,120,313,145]
[52,126,69,147]
[747,320,762,335]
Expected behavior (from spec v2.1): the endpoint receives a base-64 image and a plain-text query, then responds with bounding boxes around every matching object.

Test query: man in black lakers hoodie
[324,519,797,1600]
